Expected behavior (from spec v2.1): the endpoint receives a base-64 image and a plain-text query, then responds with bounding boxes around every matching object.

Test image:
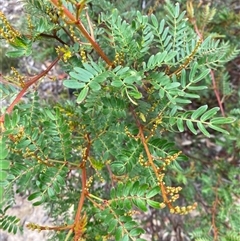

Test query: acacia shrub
[0,0,239,240]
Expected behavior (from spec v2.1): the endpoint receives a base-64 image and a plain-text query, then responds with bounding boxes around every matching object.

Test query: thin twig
[0,55,62,123]
[189,8,225,117]
[73,133,91,241]
[210,70,225,116]
[49,0,112,66]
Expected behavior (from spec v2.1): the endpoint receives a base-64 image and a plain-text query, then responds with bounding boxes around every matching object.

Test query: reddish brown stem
[40,33,67,45]
[210,70,225,116]
[49,0,112,66]
[73,133,91,241]
[189,15,225,117]
[131,107,173,209]
[0,55,61,124]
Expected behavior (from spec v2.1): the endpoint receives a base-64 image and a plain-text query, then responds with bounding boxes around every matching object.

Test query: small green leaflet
[63,79,86,89]
[177,118,184,132]
[200,107,219,121]
[191,105,208,120]
[73,67,94,81]
[151,14,158,28]
[192,69,210,83]
[197,122,211,137]
[44,108,56,121]
[186,120,197,135]
[6,49,32,58]
[77,86,89,104]
[0,160,10,169]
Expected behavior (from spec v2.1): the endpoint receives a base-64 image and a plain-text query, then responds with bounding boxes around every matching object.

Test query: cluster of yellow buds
[165,186,182,203]
[86,176,93,192]
[170,202,198,215]
[149,116,162,136]
[156,173,165,182]
[80,47,87,62]
[124,126,139,141]
[9,126,24,143]
[0,11,21,44]
[11,67,25,88]
[23,147,35,159]
[56,44,72,62]
[21,147,49,165]
[81,147,87,162]
[45,6,60,24]
[74,212,87,234]
[26,222,42,231]
[138,153,148,167]
[55,0,65,19]
[26,14,34,33]
[113,52,124,66]
[68,25,80,42]
[162,151,182,167]
[124,210,140,216]
[166,186,182,195]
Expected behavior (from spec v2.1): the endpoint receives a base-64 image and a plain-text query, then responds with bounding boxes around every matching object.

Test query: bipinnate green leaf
[0,215,20,234]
